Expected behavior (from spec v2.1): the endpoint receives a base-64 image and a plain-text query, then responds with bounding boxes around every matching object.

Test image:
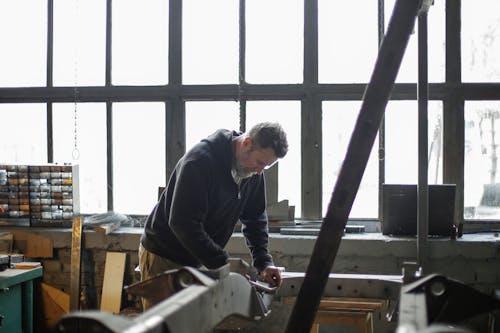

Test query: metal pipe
[417,7,429,270]
[284,1,421,332]
[377,0,385,221]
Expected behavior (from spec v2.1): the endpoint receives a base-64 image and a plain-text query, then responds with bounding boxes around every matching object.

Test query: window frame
[0,0,499,228]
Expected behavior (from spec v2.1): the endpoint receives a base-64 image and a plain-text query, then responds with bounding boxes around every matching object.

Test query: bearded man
[139,122,288,310]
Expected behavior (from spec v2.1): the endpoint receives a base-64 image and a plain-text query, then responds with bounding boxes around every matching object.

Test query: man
[139,122,288,310]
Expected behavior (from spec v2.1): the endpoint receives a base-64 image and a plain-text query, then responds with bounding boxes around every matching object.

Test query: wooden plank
[13,262,41,269]
[93,221,121,235]
[41,283,70,329]
[42,283,70,312]
[70,215,83,311]
[100,252,127,314]
[12,232,53,258]
[284,297,385,310]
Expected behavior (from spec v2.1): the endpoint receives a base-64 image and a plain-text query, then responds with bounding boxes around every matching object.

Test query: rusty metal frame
[57,265,402,333]
[57,265,274,333]
[284,0,423,332]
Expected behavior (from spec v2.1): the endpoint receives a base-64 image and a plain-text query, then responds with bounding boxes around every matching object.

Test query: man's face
[235,140,277,179]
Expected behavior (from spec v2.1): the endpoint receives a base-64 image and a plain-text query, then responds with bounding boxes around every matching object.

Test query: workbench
[0,267,43,333]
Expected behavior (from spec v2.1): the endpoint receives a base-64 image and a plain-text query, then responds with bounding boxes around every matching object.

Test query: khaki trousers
[138,243,183,311]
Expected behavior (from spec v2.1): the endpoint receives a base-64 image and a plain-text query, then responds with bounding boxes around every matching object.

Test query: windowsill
[0,225,498,263]
[2,223,499,240]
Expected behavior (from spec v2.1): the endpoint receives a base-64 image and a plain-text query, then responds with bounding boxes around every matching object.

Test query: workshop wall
[4,228,499,332]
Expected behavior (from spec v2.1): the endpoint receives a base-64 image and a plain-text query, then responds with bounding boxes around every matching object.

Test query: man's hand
[259,265,282,287]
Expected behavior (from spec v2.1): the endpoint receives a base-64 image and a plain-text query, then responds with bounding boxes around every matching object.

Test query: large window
[246,0,303,83]
[0,1,47,87]
[185,102,240,150]
[53,103,107,213]
[0,104,47,163]
[112,0,169,85]
[246,101,302,217]
[385,0,446,83]
[462,0,500,82]
[322,101,378,218]
[183,0,238,84]
[112,103,166,214]
[385,101,443,184]
[319,0,378,83]
[53,0,106,86]
[464,101,500,219]
[0,1,499,228]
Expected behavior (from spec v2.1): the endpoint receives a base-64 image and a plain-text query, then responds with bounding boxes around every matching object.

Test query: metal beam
[285,0,421,332]
[278,272,401,300]
[57,267,273,333]
[417,6,429,271]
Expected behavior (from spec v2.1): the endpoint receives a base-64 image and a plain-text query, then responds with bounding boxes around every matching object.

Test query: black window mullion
[106,0,113,210]
[47,0,54,163]
[444,0,464,228]
[302,0,321,220]
[106,101,113,211]
[239,0,246,133]
[166,0,184,182]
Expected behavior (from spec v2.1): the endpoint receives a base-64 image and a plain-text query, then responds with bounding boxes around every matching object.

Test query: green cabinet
[0,267,42,333]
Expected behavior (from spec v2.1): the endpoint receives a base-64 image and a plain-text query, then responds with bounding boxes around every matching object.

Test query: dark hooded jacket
[140,129,273,271]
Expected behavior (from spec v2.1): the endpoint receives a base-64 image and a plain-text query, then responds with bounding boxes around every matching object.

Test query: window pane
[427,0,445,83]
[0,104,47,163]
[183,0,238,84]
[464,101,500,219]
[246,0,303,83]
[319,0,378,83]
[113,103,166,214]
[53,0,106,86]
[53,103,107,214]
[322,101,378,218]
[0,1,47,87]
[246,101,301,217]
[385,101,443,184]
[112,0,168,85]
[385,0,445,83]
[462,0,500,82]
[186,102,240,151]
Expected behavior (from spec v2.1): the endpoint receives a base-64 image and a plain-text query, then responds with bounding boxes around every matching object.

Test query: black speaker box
[382,184,456,236]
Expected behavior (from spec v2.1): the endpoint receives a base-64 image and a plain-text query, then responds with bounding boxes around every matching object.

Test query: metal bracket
[398,274,500,331]
[58,263,275,333]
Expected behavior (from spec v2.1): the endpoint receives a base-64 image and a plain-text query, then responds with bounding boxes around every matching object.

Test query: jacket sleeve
[240,175,274,272]
[168,159,228,269]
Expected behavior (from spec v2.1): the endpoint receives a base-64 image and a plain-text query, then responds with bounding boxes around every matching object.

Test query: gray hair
[247,122,288,158]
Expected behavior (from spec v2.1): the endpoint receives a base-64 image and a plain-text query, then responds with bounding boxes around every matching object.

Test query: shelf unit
[0,164,79,227]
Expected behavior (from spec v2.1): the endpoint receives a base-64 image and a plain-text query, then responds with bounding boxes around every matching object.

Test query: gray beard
[235,164,256,179]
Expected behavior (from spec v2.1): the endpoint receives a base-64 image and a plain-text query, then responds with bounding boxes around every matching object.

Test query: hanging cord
[72,87,80,160]
[72,0,80,160]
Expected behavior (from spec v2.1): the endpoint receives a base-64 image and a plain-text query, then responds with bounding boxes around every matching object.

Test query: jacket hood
[201,129,241,172]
